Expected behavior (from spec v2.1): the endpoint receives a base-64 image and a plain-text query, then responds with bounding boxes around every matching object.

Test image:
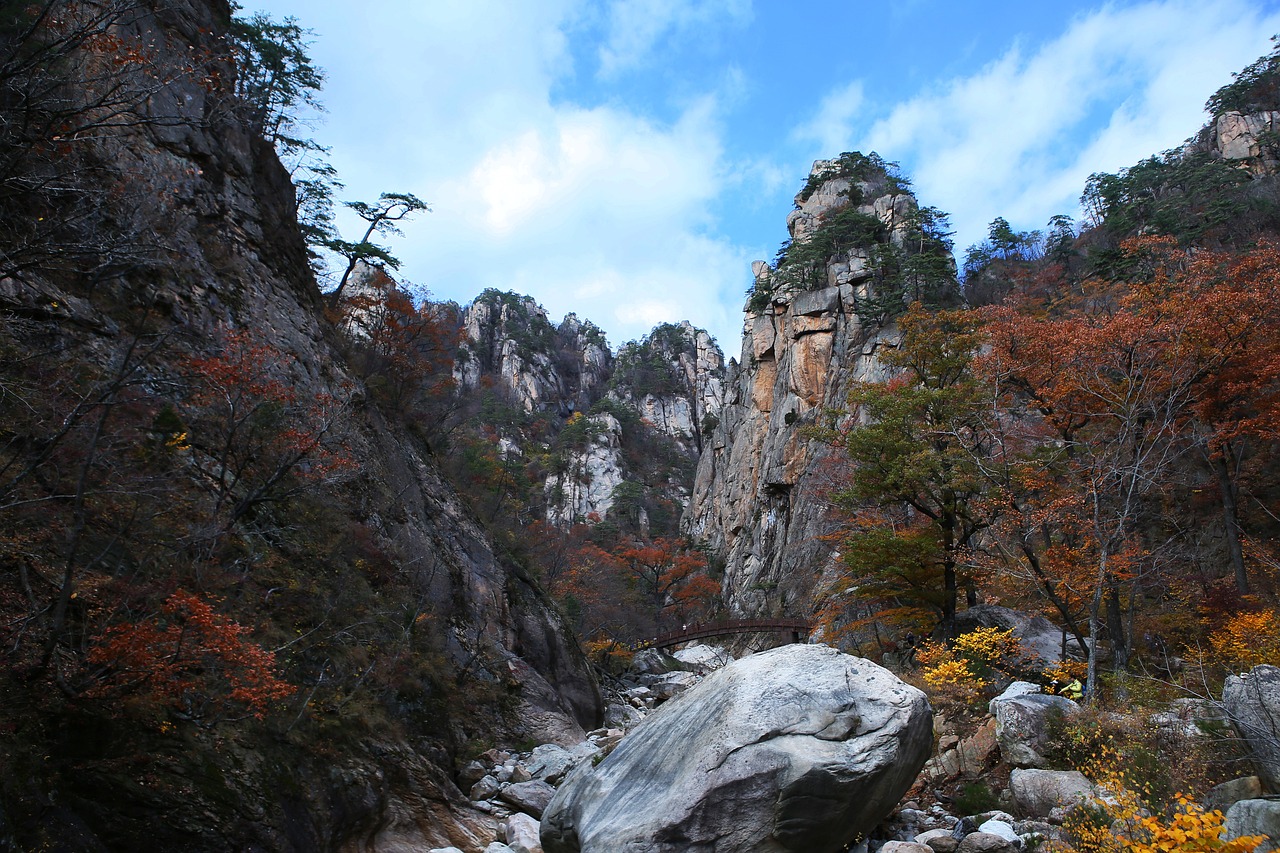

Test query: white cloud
[848,0,1280,255]
[597,0,752,77]
[793,81,865,157]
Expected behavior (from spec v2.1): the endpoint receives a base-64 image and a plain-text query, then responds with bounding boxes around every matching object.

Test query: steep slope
[0,3,597,849]
[449,291,724,531]
[685,156,957,620]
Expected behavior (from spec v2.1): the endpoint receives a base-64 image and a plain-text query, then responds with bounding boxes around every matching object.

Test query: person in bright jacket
[1059,678,1084,700]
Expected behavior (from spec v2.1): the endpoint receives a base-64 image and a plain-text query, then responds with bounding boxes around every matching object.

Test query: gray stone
[977,820,1018,843]
[506,811,543,853]
[525,744,576,785]
[485,844,517,853]
[989,682,1041,712]
[926,838,959,853]
[1223,665,1280,790]
[672,643,732,671]
[498,780,557,818]
[541,644,932,853]
[470,775,501,801]
[791,286,842,317]
[1206,776,1264,813]
[1009,769,1095,817]
[916,829,956,845]
[991,693,1079,767]
[602,701,643,729]
[1224,798,1280,853]
[956,832,1015,853]
[510,765,532,783]
[881,843,933,853]
[429,848,466,853]
[459,759,489,788]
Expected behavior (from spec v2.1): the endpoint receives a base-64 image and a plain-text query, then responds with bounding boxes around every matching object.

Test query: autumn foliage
[88,590,294,720]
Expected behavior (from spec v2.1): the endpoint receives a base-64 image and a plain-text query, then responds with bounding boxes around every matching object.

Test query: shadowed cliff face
[684,160,943,622]
[0,2,598,848]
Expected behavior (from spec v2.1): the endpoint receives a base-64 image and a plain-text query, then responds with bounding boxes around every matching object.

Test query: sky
[246,0,1280,353]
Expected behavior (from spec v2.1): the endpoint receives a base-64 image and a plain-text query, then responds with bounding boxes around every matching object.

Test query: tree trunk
[1213,450,1248,595]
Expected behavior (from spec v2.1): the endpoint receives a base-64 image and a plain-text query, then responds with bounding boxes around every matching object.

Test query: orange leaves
[88,590,293,720]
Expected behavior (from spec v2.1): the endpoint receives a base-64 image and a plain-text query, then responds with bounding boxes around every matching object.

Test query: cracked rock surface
[540,644,932,853]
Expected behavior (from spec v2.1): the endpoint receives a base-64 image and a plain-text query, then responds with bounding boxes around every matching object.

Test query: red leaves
[88,590,293,720]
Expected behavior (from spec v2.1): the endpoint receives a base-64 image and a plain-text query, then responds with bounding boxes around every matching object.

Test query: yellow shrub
[1065,786,1265,853]
[954,626,1023,668]
[1210,610,1280,670]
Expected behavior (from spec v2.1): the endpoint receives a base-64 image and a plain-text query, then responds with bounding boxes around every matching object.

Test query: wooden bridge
[634,619,812,651]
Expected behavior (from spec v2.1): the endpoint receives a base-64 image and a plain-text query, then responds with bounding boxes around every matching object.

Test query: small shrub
[952,781,999,816]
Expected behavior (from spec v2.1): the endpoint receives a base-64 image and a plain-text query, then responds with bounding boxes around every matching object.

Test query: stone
[977,820,1018,843]
[485,845,517,853]
[510,765,532,783]
[955,832,1015,853]
[926,837,959,853]
[1223,798,1280,853]
[1205,776,1264,813]
[916,829,956,845]
[497,780,557,818]
[672,643,733,671]
[630,647,687,677]
[506,811,544,853]
[525,743,600,785]
[470,776,501,801]
[1009,769,1096,817]
[991,693,1079,768]
[989,682,1041,711]
[541,645,932,853]
[881,843,933,853]
[791,286,842,317]
[429,848,465,853]
[459,759,489,788]
[603,701,643,729]
[1223,665,1280,790]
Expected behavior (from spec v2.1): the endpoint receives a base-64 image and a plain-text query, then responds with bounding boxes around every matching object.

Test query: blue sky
[247,0,1280,353]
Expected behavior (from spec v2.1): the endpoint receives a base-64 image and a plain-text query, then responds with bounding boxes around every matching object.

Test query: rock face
[684,159,934,620]
[1190,109,1280,176]
[1223,665,1280,790]
[990,691,1079,768]
[540,644,932,853]
[0,2,600,848]
[611,321,725,453]
[1224,798,1280,853]
[545,412,626,524]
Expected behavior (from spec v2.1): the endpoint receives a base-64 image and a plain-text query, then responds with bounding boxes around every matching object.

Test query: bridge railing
[633,619,812,651]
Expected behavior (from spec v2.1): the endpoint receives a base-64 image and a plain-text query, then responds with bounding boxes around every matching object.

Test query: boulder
[976,820,1017,843]
[672,643,733,671]
[955,832,1015,853]
[1223,665,1280,790]
[1009,769,1095,817]
[1224,798,1280,853]
[540,644,932,853]
[525,744,599,786]
[989,682,1041,710]
[485,844,517,853]
[991,693,1078,768]
[470,775,501,801]
[498,781,557,819]
[1205,776,1264,813]
[630,647,688,677]
[507,812,544,853]
[881,844,933,853]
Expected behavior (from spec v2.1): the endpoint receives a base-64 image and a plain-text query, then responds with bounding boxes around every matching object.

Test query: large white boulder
[991,692,1079,768]
[540,644,932,852]
[1009,769,1096,817]
[1223,665,1280,791]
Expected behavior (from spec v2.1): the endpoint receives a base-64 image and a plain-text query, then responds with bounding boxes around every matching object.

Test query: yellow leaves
[1209,609,1280,670]
[953,626,1023,665]
[1065,779,1267,853]
[922,658,981,690]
